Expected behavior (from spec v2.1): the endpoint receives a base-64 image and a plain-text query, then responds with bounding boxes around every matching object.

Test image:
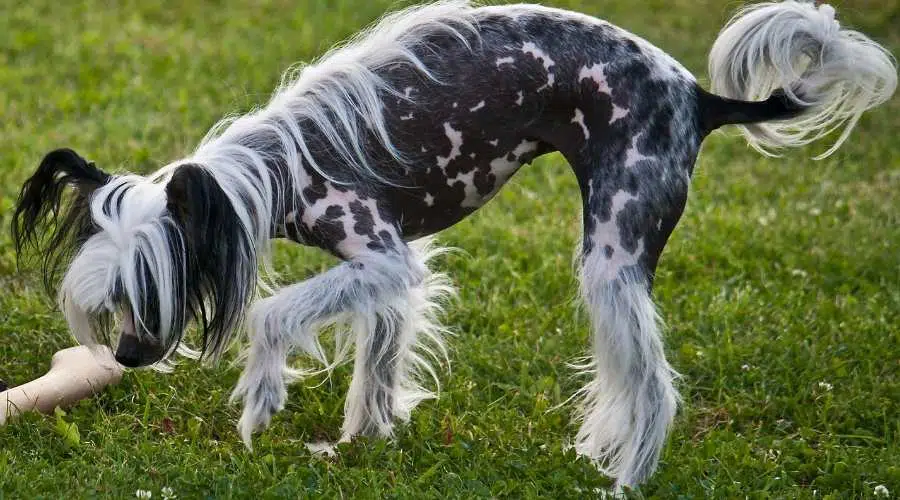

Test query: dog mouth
[113,307,165,368]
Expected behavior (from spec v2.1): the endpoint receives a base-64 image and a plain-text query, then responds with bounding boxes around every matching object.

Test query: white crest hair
[196,0,478,188]
[709,0,897,158]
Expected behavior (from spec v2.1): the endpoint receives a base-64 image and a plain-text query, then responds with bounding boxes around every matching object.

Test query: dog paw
[236,391,285,448]
[231,371,287,447]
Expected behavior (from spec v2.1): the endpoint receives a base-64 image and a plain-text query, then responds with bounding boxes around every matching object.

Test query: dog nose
[114,334,164,368]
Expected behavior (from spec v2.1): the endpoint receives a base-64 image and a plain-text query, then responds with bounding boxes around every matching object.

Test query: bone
[0,346,124,425]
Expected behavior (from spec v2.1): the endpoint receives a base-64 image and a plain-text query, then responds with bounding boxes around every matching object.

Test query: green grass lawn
[1,0,898,498]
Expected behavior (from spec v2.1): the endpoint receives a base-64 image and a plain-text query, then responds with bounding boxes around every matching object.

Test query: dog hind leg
[575,264,678,488]
[569,145,693,488]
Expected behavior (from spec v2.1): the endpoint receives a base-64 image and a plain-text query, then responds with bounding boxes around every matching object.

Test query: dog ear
[165,164,256,361]
[12,148,112,294]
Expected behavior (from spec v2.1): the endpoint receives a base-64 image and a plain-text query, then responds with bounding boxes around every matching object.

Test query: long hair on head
[163,163,259,362]
[11,149,259,366]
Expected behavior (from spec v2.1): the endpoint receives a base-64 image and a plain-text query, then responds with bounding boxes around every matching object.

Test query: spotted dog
[12,1,895,489]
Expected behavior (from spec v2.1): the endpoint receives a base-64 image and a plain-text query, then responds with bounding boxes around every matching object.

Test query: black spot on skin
[311,214,347,248]
[349,200,376,238]
[444,156,477,179]
[301,176,329,205]
[615,202,643,254]
[324,205,345,218]
[299,175,353,207]
[288,204,347,255]
[473,169,497,197]
[518,150,540,165]
[626,173,640,194]
[415,166,467,213]
[604,245,614,259]
[347,198,398,253]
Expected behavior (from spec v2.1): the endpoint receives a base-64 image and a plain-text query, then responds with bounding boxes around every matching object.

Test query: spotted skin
[276,175,400,258]
[270,7,701,278]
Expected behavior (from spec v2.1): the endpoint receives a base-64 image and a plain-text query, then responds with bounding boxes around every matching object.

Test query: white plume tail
[709,1,897,158]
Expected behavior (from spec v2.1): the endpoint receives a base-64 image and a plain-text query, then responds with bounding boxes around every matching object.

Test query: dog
[12,0,896,489]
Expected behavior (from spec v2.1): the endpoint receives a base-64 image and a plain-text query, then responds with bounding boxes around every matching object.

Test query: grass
[0,0,898,498]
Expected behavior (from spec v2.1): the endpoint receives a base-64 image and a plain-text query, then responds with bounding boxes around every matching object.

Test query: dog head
[13,149,257,368]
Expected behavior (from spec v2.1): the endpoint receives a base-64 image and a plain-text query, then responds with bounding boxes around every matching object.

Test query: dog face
[58,172,179,367]
[13,150,256,368]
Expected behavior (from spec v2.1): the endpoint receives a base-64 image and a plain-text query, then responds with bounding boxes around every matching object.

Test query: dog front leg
[231,240,451,447]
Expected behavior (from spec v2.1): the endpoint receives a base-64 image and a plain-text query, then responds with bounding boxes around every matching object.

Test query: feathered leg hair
[231,238,453,446]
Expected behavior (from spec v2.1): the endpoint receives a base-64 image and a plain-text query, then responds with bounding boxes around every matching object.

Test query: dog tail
[703,1,896,158]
